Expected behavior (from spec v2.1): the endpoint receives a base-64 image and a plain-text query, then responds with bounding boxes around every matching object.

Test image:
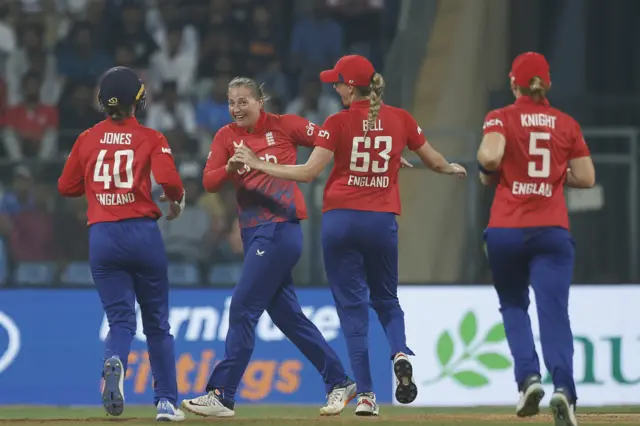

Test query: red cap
[509,52,550,87]
[319,55,375,87]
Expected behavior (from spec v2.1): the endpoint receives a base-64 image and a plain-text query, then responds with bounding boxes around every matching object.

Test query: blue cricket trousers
[322,209,414,394]
[89,218,178,406]
[484,226,577,402]
[206,220,347,403]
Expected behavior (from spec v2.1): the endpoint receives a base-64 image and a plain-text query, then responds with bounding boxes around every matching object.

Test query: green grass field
[1,405,639,426]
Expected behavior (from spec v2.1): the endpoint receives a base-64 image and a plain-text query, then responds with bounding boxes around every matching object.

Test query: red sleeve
[315,115,341,152]
[569,122,590,159]
[58,131,86,197]
[202,128,232,193]
[482,109,506,136]
[282,114,321,147]
[150,132,185,202]
[402,110,427,151]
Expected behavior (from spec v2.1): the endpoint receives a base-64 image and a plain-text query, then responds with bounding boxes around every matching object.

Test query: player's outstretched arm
[566,157,595,188]
[58,134,85,197]
[413,141,467,177]
[233,145,333,183]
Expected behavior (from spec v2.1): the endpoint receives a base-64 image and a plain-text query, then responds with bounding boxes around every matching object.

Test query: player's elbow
[477,149,502,171]
[299,168,317,183]
[57,179,82,197]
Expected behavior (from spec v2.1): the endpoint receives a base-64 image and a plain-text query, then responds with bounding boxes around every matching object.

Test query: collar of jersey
[235,110,268,135]
[350,99,374,109]
[108,116,139,126]
[515,96,550,107]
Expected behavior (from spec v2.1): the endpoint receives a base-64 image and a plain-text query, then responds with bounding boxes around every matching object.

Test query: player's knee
[142,319,171,338]
[370,297,402,315]
[229,301,262,326]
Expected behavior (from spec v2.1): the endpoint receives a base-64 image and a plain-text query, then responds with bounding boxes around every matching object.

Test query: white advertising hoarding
[397,286,640,407]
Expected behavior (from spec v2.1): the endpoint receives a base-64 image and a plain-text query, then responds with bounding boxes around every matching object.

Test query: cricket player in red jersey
[232,55,467,416]
[478,52,595,426]
[57,66,187,422]
[181,77,353,418]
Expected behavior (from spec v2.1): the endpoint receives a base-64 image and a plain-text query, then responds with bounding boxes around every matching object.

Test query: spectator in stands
[108,2,158,68]
[54,196,89,270]
[159,162,212,264]
[0,0,17,73]
[246,4,283,75]
[0,165,35,238]
[58,81,103,154]
[146,80,197,142]
[3,70,58,161]
[256,59,289,102]
[7,177,55,263]
[113,42,152,105]
[290,0,343,78]
[198,28,232,80]
[149,23,198,96]
[264,95,284,114]
[285,77,342,124]
[196,74,233,141]
[6,23,60,107]
[56,21,112,83]
[327,0,384,65]
[208,0,233,28]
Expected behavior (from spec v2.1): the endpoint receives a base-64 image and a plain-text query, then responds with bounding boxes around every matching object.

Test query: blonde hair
[358,72,385,138]
[519,76,547,103]
[228,76,270,103]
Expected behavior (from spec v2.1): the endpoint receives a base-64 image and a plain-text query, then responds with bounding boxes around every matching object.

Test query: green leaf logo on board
[422,311,511,388]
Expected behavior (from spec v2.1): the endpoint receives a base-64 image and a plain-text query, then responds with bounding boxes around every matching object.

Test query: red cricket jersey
[315,100,426,215]
[203,112,318,228]
[58,117,184,226]
[483,96,591,230]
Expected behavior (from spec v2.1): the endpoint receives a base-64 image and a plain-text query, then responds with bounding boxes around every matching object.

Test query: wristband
[478,162,496,175]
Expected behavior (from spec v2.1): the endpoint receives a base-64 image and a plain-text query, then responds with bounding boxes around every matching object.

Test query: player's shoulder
[546,105,580,128]
[272,113,314,129]
[324,109,349,126]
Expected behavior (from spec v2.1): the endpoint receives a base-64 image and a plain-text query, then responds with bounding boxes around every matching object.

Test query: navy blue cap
[97,66,146,111]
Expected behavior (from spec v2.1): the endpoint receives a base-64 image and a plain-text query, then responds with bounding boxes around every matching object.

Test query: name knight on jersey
[512,181,552,197]
[348,175,389,188]
[520,113,556,129]
[96,192,136,206]
[100,132,133,145]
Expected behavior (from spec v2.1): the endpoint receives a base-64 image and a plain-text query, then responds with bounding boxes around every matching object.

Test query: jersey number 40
[350,136,392,173]
[528,132,551,178]
[93,149,134,189]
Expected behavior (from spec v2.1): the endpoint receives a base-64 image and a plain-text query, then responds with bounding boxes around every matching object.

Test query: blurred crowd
[0,0,399,286]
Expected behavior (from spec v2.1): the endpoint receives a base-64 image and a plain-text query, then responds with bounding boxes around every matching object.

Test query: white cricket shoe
[319,379,357,416]
[516,374,545,417]
[550,389,578,426]
[393,352,417,404]
[156,398,185,422]
[354,392,379,416]
[181,391,235,418]
[102,356,125,416]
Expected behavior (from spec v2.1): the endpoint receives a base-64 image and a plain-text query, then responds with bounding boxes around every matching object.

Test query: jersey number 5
[528,132,551,178]
[350,136,392,173]
[94,149,134,189]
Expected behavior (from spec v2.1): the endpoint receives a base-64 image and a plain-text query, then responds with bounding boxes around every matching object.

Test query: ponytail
[520,76,547,103]
[363,72,385,138]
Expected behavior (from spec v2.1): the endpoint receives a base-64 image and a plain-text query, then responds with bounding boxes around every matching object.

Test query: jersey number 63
[350,136,392,173]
